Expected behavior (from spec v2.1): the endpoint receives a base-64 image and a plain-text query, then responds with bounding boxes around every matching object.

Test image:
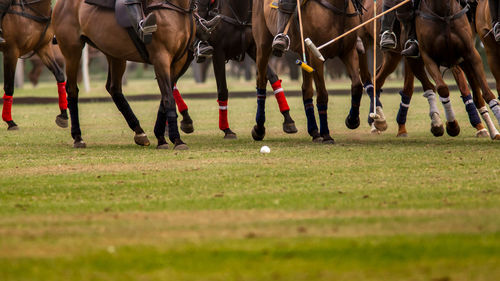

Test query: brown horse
[253,0,364,143]
[476,0,500,97]
[53,0,195,149]
[416,0,500,137]
[357,0,495,138]
[1,0,68,130]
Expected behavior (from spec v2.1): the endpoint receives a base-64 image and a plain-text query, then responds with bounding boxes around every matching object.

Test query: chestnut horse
[53,0,195,149]
[416,0,500,137]
[358,0,495,138]
[253,0,365,143]
[1,0,68,130]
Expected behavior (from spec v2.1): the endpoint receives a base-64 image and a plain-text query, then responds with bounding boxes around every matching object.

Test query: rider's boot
[124,0,157,44]
[380,4,397,50]
[489,0,500,42]
[194,0,220,62]
[397,1,420,58]
[272,0,296,57]
[0,0,12,44]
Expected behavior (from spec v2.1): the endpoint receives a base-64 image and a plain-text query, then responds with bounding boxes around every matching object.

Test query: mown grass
[0,88,499,280]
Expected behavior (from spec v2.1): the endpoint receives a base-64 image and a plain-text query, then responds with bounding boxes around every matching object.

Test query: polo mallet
[295,0,314,73]
[305,0,411,62]
[369,0,378,120]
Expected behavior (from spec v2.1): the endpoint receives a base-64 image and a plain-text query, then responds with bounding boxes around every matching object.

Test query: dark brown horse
[173,0,298,139]
[53,0,195,149]
[1,0,68,130]
[253,0,363,143]
[358,0,496,138]
[416,0,500,138]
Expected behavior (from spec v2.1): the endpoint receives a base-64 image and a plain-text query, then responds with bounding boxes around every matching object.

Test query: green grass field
[0,82,499,281]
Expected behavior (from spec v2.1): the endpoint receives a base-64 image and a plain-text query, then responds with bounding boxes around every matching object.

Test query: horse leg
[395,59,415,137]
[408,58,444,137]
[247,46,297,134]
[421,52,460,137]
[460,61,500,140]
[251,41,273,141]
[212,50,236,139]
[153,56,187,150]
[36,43,69,128]
[451,66,488,137]
[301,67,321,142]
[2,50,19,130]
[462,50,500,130]
[311,58,334,144]
[105,56,150,146]
[341,49,364,136]
[172,85,194,134]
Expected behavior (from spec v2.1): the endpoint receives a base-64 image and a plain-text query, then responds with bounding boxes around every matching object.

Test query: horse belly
[79,6,143,62]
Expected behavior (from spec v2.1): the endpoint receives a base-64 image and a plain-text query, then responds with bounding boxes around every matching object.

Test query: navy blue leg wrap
[67,97,81,139]
[303,98,318,134]
[462,94,481,127]
[317,104,329,136]
[396,91,412,125]
[256,88,266,126]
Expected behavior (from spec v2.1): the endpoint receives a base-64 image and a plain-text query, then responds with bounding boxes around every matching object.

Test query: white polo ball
[260,145,271,154]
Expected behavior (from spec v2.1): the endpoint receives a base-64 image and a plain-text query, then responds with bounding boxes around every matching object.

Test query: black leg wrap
[67,97,81,140]
[111,93,140,132]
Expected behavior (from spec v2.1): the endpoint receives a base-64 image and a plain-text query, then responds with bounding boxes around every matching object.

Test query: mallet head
[305,38,325,62]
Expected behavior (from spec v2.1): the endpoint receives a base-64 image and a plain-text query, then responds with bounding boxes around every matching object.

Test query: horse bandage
[2,94,13,122]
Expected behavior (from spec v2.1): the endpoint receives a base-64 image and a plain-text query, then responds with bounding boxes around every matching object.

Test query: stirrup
[494,22,500,42]
[140,20,157,34]
[402,39,420,58]
[195,41,213,63]
[380,30,397,49]
[272,33,290,56]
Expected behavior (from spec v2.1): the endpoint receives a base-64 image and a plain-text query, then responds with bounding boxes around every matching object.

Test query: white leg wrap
[439,96,456,122]
[423,90,439,118]
[488,99,500,126]
[479,106,500,139]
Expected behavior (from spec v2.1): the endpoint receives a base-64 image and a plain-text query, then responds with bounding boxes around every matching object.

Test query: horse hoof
[476,129,489,138]
[322,135,335,144]
[431,125,445,137]
[223,129,237,139]
[251,125,266,141]
[7,125,19,131]
[397,132,408,138]
[283,122,298,134]
[374,120,388,132]
[134,133,150,146]
[180,120,194,134]
[446,120,460,137]
[55,115,69,128]
[345,114,360,130]
[73,141,86,148]
[492,134,500,140]
[157,144,169,149]
[174,143,189,150]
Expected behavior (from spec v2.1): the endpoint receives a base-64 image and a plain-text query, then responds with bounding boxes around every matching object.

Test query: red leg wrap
[57,82,68,110]
[271,80,290,112]
[218,100,229,130]
[2,94,13,122]
[173,85,188,113]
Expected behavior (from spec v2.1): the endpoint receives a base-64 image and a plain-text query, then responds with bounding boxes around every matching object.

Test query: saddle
[84,0,150,62]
